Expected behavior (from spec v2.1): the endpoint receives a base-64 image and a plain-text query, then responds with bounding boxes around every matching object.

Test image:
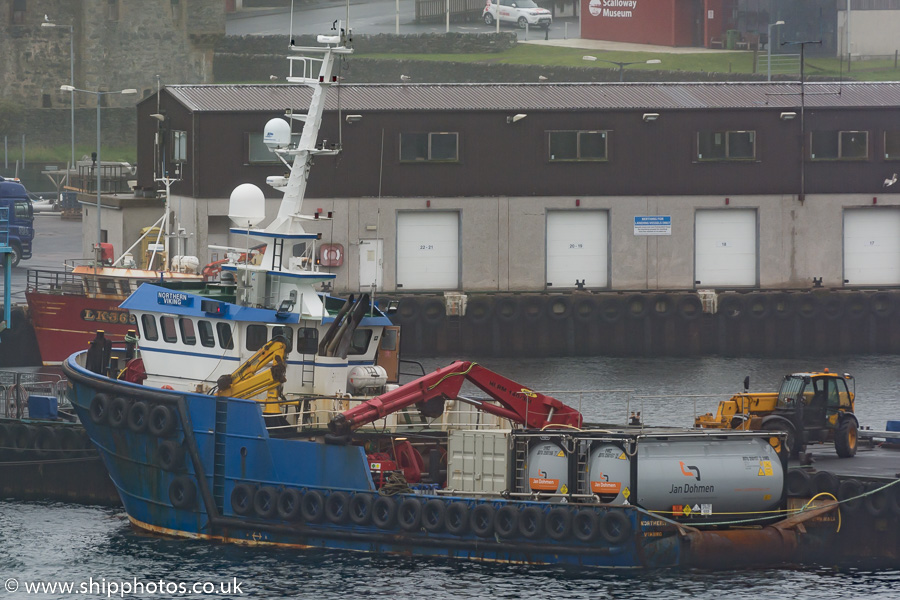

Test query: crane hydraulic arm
[328,360,583,435]
[216,337,287,415]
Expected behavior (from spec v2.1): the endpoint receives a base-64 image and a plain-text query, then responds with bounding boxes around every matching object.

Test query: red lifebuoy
[319,244,344,267]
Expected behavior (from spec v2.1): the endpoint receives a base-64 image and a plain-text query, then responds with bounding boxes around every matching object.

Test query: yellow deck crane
[215,337,288,415]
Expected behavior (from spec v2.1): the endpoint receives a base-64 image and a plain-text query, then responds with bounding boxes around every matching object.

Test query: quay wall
[380,289,900,357]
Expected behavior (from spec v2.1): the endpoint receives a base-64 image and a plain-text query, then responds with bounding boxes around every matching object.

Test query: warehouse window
[548,131,608,161]
[697,131,755,160]
[810,130,868,160]
[247,131,301,164]
[399,132,458,162]
[11,0,26,25]
[107,0,119,21]
[173,130,187,162]
[885,131,900,160]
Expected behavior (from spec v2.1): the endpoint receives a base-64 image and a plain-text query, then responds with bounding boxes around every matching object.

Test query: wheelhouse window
[348,329,372,355]
[697,131,755,160]
[179,318,196,346]
[198,320,215,347]
[141,314,159,341]
[400,132,458,162]
[548,131,608,161]
[297,327,319,354]
[246,324,267,351]
[247,131,301,164]
[271,326,293,353]
[160,316,177,343]
[173,130,187,162]
[98,279,118,295]
[216,322,234,350]
[885,131,900,160]
[810,130,868,160]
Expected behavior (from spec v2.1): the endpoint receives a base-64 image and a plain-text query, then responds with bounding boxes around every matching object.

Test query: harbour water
[2,354,899,599]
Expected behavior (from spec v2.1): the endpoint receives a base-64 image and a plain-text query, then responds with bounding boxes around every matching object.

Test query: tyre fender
[157,440,185,471]
[870,291,895,318]
[821,294,844,320]
[599,296,623,323]
[422,499,447,533]
[521,296,546,321]
[12,424,36,454]
[651,294,674,318]
[811,471,839,497]
[126,400,150,433]
[837,479,864,514]
[34,426,60,457]
[398,497,423,531]
[573,297,597,322]
[108,396,131,429]
[746,294,770,319]
[716,294,744,319]
[495,296,520,323]
[518,505,545,540]
[770,293,795,319]
[325,491,352,524]
[572,509,600,543]
[372,496,398,529]
[148,404,177,437]
[785,469,812,498]
[545,506,572,541]
[254,486,280,519]
[493,505,520,539]
[169,475,197,510]
[547,296,571,320]
[231,483,256,517]
[470,503,496,537]
[445,501,470,535]
[422,298,446,324]
[864,482,890,518]
[677,294,703,321]
[277,488,304,521]
[301,490,326,524]
[89,393,111,425]
[396,297,420,322]
[348,493,374,526]
[466,297,492,324]
[797,294,819,319]
[599,510,632,545]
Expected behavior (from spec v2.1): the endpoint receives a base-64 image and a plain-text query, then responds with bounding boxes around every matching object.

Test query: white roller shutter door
[695,209,757,287]
[546,210,608,289]
[844,208,900,285]
[396,211,459,290]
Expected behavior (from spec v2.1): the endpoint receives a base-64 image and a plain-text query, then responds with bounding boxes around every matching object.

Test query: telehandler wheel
[834,419,858,458]
[763,421,797,460]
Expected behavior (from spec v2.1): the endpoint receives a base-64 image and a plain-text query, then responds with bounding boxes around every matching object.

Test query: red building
[581,0,738,48]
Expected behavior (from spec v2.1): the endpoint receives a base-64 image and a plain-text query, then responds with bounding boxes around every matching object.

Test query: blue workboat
[62,27,839,569]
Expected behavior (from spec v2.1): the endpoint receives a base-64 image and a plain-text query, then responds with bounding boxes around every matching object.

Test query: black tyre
[34,426,59,457]
[12,424,36,454]
[746,294,769,319]
[837,479,864,514]
[466,297,492,324]
[677,295,703,321]
[811,470,839,497]
[169,475,197,510]
[547,296,571,320]
[470,504,495,538]
[89,394,111,425]
[717,294,744,319]
[277,488,303,521]
[301,490,326,524]
[652,294,674,318]
[148,405,177,437]
[253,486,279,519]
[599,510,632,545]
[517,16,528,29]
[349,493,374,526]
[572,509,600,543]
[770,293,795,319]
[58,426,81,457]
[864,482,890,518]
[0,423,10,458]
[126,401,150,433]
[8,242,21,268]
[834,418,858,458]
[494,505,519,539]
[518,506,544,540]
[107,397,130,428]
[483,13,494,26]
[495,296,520,322]
[545,507,572,541]
[156,440,185,471]
[325,491,351,525]
[422,499,446,533]
[521,296,546,321]
[445,501,469,535]
[573,297,597,322]
[231,483,256,516]
[372,496,398,529]
[785,469,812,498]
[599,296,623,323]
[422,299,445,324]
[398,497,423,531]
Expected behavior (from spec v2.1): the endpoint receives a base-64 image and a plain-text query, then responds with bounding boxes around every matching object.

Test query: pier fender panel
[0,424,12,457]
[470,503,495,537]
[253,486,280,519]
[34,426,60,457]
[372,496,398,529]
[837,479,865,514]
[625,295,649,319]
[126,401,150,434]
[573,296,597,322]
[785,469,812,498]
[422,299,445,325]
[821,294,844,321]
[465,297,492,324]
[231,483,256,517]
[770,293,795,319]
[545,506,572,541]
[12,424,36,454]
[797,295,819,319]
[169,475,197,510]
[277,488,304,522]
[811,471,839,497]
[396,297,420,322]
[445,501,469,535]
[157,440,185,472]
[870,292,895,318]
[495,296,520,323]
[572,509,600,543]
[864,482,890,518]
[324,491,351,525]
[148,404,177,437]
[494,505,520,539]
[547,296,571,320]
[599,296,623,323]
[302,490,327,524]
[348,493,374,526]
[677,295,703,321]
[398,497,423,531]
[89,393,111,425]
[108,397,131,429]
[652,294,674,318]
[717,294,744,319]
[521,296,546,321]
[599,510,631,545]
[846,294,868,319]
[746,294,770,319]
[422,499,447,532]
[518,506,545,539]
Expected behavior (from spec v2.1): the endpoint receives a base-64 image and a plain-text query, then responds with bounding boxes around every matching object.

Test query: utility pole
[781,40,822,203]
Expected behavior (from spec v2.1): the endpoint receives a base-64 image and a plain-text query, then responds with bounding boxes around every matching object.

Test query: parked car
[483,0,552,29]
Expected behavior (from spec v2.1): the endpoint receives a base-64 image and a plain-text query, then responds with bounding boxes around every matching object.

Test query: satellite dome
[228,183,266,228]
[263,118,292,150]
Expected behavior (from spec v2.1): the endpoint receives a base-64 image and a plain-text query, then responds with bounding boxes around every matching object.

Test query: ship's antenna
[289,0,295,46]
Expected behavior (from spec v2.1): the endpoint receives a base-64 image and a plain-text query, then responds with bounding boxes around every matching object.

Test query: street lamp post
[582,56,662,81]
[766,20,785,81]
[780,40,822,204]
[41,19,75,175]
[59,85,137,267]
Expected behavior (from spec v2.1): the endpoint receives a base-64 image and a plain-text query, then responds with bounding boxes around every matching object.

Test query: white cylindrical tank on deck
[347,365,388,394]
[526,440,569,498]
[587,436,783,517]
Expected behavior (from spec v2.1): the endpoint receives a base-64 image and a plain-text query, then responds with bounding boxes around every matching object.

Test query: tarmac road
[3,214,82,305]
